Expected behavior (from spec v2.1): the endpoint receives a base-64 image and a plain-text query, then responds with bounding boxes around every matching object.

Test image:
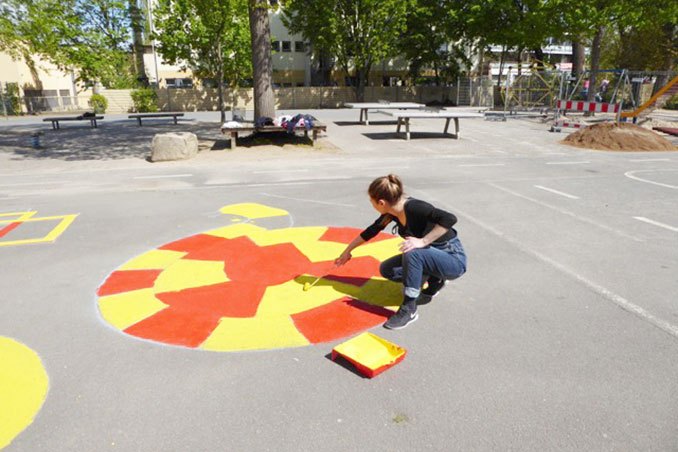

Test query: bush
[664,94,678,110]
[88,94,108,113]
[2,83,20,115]
[131,88,158,112]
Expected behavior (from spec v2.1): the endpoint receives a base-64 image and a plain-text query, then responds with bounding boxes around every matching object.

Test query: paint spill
[0,337,49,448]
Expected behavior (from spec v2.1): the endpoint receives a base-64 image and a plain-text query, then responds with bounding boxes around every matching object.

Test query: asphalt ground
[1,109,677,451]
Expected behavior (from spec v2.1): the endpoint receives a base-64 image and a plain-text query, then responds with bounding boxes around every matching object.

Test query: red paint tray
[331,332,406,378]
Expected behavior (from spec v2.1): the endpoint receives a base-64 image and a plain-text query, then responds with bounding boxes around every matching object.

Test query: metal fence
[21,95,84,114]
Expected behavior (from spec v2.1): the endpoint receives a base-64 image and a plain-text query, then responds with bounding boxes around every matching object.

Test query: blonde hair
[368,174,403,205]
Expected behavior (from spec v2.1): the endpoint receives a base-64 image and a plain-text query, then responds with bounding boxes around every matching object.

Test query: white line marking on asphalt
[133,174,193,179]
[253,169,310,174]
[625,169,678,190]
[411,188,678,341]
[627,158,670,162]
[261,192,355,208]
[546,161,590,165]
[534,185,580,199]
[459,163,505,168]
[489,183,643,242]
[633,216,678,232]
[204,176,353,187]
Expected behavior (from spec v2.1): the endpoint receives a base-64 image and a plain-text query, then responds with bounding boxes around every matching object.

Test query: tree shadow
[0,120,225,161]
[362,132,456,141]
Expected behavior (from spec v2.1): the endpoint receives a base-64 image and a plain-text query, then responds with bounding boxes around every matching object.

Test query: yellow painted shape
[256,279,349,317]
[219,203,289,219]
[119,250,186,270]
[333,332,405,371]
[0,337,48,449]
[154,259,229,293]
[98,288,169,330]
[345,278,402,310]
[0,214,78,247]
[200,316,309,351]
[205,223,267,240]
[0,211,36,222]
[352,237,403,262]
[249,226,327,247]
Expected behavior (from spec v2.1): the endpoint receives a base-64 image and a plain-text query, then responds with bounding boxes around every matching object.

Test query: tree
[0,0,139,88]
[399,0,469,85]
[128,0,149,87]
[283,0,410,100]
[248,0,275,121]
[153,0,252,122]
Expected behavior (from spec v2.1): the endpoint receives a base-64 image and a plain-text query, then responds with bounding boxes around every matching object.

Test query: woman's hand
[399,237,426,253]
[335,250,352,266]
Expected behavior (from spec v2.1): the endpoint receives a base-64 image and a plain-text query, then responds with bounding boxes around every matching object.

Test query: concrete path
[1,109,677,451]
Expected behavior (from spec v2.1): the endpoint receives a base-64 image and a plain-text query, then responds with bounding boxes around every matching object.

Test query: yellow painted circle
[0,337,49,449]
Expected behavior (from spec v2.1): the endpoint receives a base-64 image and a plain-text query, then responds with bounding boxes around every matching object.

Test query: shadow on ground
[0,120,321,160]
[0,120,226,161]
[362,131,455,141]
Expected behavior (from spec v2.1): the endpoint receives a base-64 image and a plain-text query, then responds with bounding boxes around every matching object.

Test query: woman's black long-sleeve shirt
[360,198,457,245]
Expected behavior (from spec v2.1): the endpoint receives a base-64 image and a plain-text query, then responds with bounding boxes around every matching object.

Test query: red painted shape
[124,307,221,347]
[319,227,394,245]
[0,221,21,239]
[292,297,393,344]
[156,281,266,319]
[97,269,163,296]
[159,233,227,253]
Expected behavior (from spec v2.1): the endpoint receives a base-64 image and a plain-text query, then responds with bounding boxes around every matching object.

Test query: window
[282,41,291,52]
[166,78,193,89]
[295,41,306,52]
[271,41,280,52]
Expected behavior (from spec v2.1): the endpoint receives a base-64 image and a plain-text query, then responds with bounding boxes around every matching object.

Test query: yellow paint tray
[331,332,406,378]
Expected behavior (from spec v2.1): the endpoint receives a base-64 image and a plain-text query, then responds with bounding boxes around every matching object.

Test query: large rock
[151,132,198,162]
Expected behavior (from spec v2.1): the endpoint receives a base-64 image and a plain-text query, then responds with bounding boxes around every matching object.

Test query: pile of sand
[562,122,678,151]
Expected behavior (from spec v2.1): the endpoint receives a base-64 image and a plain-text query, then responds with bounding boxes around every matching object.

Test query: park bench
[344,101,425,125]
[220,123,327,150]
[42,115,103,130]
[378,109,484,140]
[128,112,185,126]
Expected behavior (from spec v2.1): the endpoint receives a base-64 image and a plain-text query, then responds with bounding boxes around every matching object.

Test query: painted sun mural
[97,203,403,351]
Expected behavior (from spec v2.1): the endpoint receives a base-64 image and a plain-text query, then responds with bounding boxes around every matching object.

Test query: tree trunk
[588,25,603,102]
[533,46,545,67]
[248,0,275,121]
[216,43,225,123]
[571,39,585,80]
[355,68,367,102]
[497,46,506,87]
[128,0,148,87]
[652,22,676,96]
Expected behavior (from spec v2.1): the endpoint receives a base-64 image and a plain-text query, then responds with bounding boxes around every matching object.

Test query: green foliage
[88,94,108,113]
[153,0,252,85]
[0,0,139,87]
[282,0,411,97]
[131,88,159,112]
[1,83,20,115]
[665,95,678,110]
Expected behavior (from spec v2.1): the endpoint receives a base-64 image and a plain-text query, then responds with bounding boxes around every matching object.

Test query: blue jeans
[379,237,467,299]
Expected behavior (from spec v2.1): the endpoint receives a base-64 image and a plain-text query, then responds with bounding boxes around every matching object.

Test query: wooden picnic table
[344,102,425,125]
[128,112,185,126]
[42,115,104,130]
[220,123,327,150]
[378,110,484,140]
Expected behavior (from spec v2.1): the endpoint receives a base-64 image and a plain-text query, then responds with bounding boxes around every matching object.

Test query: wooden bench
[344,102,425,125]
[42,115,103,130]
[128,112,185,126]
[378,110,484,140]
[220,123,327,150]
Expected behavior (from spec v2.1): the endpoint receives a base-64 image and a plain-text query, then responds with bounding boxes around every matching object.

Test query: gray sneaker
[383,308,419,330]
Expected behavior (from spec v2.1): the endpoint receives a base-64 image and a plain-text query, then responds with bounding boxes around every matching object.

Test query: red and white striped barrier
[550,99,621,132]
[556,100,620,113]
[551,121,586,132]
